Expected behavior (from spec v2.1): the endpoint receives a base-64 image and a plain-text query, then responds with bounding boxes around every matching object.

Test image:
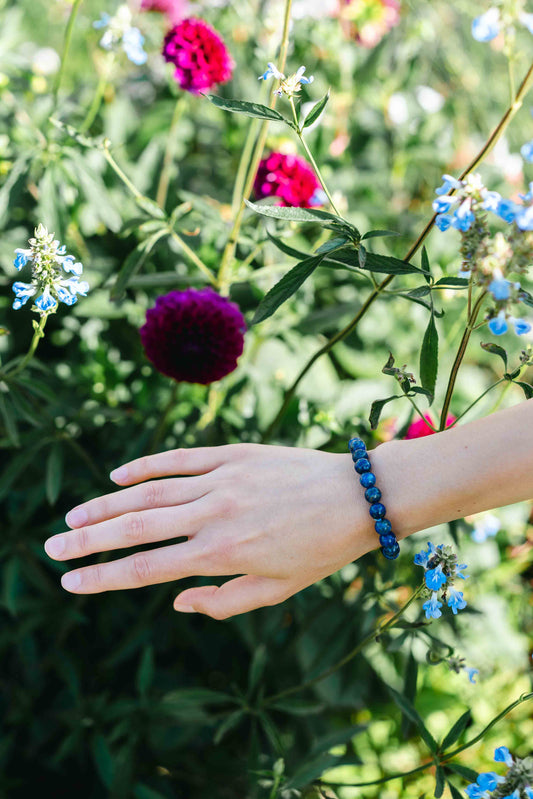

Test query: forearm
[373,399,533,540]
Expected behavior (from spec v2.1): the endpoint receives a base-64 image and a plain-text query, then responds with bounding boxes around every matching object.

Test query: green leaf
[388,687,438,753]
[302,90,330,128]
[401,652,418,738]
[447,781,465,799]
[518,287,533,307]
[136,645,155,697]
[92,735,115,789]
[480,341,508,369]
[214,710,245,745]
[267,231,309,260]
[245,199,343,225]
[45,443,64,506]
[207,95,288,123]
[251,254,324,325]
[406,285,432,299]
[421,246,432,284]
[328,248,422,275]
[369,395,399,429]
[0,440,49,502]
[0,393,19,448]
[420,314,439,404]
[446,763,478,782]
[162,688,239,708]
[269,699,325,716]
[514,380,533,399]
[361,229,401,241]
[309,724,366,758]
[110,229,168,300]
[315,235,350,254]
[434,276,469,288]
[434,766,445,798]
[248,644,267,695]
[358,244,367,268]
[440,710,472,751]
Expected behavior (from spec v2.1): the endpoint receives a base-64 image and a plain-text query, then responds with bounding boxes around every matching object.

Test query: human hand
[44,443,383,619]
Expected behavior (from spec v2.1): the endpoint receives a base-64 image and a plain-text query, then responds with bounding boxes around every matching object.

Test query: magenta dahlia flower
[254,152,325,208]
[162,17,234,94]
[141,0,187,25]
[139,288,246,384]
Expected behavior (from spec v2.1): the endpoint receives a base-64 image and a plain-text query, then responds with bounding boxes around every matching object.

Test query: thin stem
[9,316,48,377]
[231,117,261,217]
[60,432,109,488]
[438,291,487,430]
[52,0,83,110]
[405,394,436,432]
[168,230,218,286]
[103,146,145,201]
[217,0,293,295]
[264,584,424,706]
[289,98,340,215]
[262,59,533,440]
[79,53,115,133]
[148,382,179,455]
[448,377,505,426]
[156,96,187,209]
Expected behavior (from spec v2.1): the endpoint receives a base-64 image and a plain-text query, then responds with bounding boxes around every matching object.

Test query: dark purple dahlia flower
[140,288,246,384]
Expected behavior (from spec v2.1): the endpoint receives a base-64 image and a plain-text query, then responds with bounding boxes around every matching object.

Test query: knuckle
[131,554,152,584]
[76,526,90,554]
[142,481,163,508]
[90,563,104,589]
[122,512,145,544]
[171,448,186,467]
[216,494,237,520]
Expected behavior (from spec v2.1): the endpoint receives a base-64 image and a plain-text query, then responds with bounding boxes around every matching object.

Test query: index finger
[109,444,244,485]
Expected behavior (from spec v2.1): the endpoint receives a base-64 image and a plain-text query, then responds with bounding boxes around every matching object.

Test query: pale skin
[44,399,533,619]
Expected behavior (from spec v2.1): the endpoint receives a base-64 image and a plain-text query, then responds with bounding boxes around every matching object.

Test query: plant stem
[52,0,83,111]
[168,230,218,286]
[438,291,487,431]
[103,146,145,201]
[262,59,533,441]
[231,117,261,217]
[79,53,115,133]
[449,377,505,426]
[263,584,424,706]
[148,382,179,455]
[217,0,293,295]
[156,96,187,209]
[9,315,48,377]
[289,97,340,215]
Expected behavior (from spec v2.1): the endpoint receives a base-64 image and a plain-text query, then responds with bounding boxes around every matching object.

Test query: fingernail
[66,507,88,527]
[110,466,128,482]
[61,572,81,591]
[174,603,196,613]
[44,536,65,558]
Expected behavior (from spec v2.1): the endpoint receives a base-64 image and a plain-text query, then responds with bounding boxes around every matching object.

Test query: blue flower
[435,213,452,231]
[516,204,533,231]
[520,182,533,203]
[414,541,436,567]
[501,791,520,799]
[477,772,503,792]
[122,27,147,65]
[94,5,147,65]
[425,563,447,590]
[451,199,475,231]
[35,287,58,313]
[524,788,533,799]
[471,513,500,542]
[488,311,508,336]
[423,593,443,620]
[447,588,467,615]
[494,198,520,223]
[494,746,514,767]
[14,251,29,270]
[466,668,479,683]
[258,62,284,81]
[465,782,488,799]
[482,190,502,212]
[455,562,468,580]
[12,281,36,310]
[512,317,531,335]
[435,174,462,195]
[489,277,511,301]
[432,196,458,214]
[472,8,500,42]
[521,140,533,162]
[294,65,314,85]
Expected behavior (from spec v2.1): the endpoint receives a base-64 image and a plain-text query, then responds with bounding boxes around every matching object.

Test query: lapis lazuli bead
[348,437,365,453]
[351,448,367,463]
[381,542,400,560]
[354,458,371,474]
[364,486,382,503]
[360,472,376,488]
[375,518,392,535]
[379,533,397,548]
[369,502,386,519]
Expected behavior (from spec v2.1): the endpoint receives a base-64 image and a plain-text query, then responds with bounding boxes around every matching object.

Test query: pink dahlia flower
[254,152,325,208]
[141,0,187,25]
[140,288,246,384]
[340,0,401,48]
[405,413,455,439]
[162,17,234,94]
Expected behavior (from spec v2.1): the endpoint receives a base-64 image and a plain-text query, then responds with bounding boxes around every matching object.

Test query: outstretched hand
[45,444,381,619]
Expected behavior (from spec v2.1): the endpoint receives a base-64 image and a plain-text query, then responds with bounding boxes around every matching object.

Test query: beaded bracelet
[348,437,400,560]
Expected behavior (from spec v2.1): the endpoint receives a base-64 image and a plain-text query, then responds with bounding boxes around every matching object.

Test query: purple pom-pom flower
[140,288,246,384]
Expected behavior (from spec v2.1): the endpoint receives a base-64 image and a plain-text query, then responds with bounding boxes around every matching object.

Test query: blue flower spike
[494,747,514,767]
[415,542,468,620]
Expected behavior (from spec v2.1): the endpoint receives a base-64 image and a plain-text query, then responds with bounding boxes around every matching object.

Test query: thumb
[173,574,290,620]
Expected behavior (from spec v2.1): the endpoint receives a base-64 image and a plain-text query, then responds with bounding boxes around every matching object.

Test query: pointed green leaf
[248,644,267,694]
[420,314,439,403]
[302,90,330,128]
[406,286,431,299]
[207,95,288,123]
[327,248,422,275]
[447,781,465,799]
[136,645,155,697]
[514,380,533,399]
[92,735,115,789]
[251,254,324,324]
[315,236,350,254]
[434,766,445,798]
[388,687,438,752]
[245,199,343,224]
[0,393,19,448]
[46,443,64,506]
[369,395,399,429]
[266,231,309,260]
[111,229,168,300]
[441,709,472,751]
[480,341,508,369]
[358,244,367,268]
[361,229,401,241]
[434,277,469,288]
[421,246,432,284]
[214,710,245,745]
[269,699,324,716]
[401,652,418,738]
[446,763,478,782]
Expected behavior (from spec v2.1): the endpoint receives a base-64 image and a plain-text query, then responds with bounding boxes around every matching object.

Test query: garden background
[0,0,532,797]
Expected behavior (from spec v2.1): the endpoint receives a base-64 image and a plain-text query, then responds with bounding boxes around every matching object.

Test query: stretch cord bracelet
[348,437,400,560]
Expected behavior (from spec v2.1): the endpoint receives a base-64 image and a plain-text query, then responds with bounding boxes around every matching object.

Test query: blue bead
[360,472,376,488]
[348,437,365,453]
[369,502,386,519]
[375,518,392,535]
[351,448,367,463]
[379,533,397,548]
[364,486,382,503]
[381,542,400,560]
[354,458,371,474]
